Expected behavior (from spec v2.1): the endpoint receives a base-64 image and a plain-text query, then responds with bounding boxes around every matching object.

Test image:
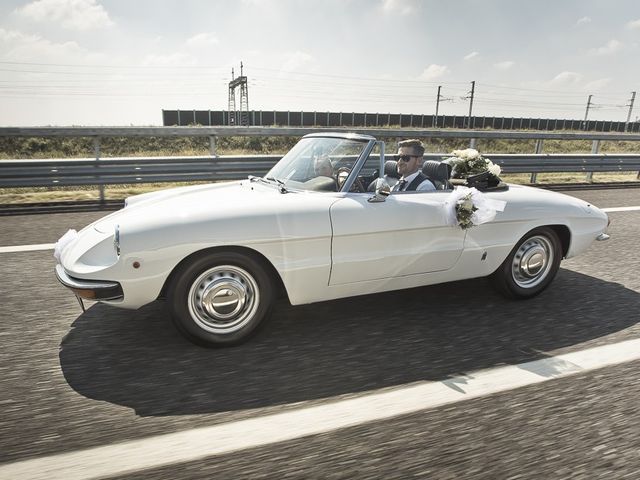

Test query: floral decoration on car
[446,148,501,177]
[444,187,507,230]
[444,148,502,189]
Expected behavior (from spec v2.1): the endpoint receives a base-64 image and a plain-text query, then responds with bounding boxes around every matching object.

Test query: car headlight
[114,224,121,257]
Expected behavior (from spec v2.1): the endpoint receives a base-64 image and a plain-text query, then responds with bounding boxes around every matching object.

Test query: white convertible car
[55,133,610,347]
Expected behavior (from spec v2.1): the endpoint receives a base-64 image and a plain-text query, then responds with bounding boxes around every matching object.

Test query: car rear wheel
[167,251,274,347]
[491,227,562,299]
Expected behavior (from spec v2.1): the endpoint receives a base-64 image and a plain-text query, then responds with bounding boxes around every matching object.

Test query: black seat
[422,160,452,190]
[384,160,400,181]
[368,160,400,191]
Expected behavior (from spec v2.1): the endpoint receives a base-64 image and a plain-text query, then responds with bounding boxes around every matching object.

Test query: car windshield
[264,137,368,192]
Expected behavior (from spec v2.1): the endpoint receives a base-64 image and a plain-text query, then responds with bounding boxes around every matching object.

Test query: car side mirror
[368,178,391,203]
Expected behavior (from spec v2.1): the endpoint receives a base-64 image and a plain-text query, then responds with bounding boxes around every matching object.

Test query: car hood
[93,182,241,233]
[90,180,340,242]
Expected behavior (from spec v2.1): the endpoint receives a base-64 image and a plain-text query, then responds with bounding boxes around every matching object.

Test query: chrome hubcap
[511,235,554,288]
[188,265,259,334]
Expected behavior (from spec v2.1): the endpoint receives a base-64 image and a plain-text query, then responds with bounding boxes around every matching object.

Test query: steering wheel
[336,167,366,192]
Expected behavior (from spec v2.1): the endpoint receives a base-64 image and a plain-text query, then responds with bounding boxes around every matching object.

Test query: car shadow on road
[59,268,639,417]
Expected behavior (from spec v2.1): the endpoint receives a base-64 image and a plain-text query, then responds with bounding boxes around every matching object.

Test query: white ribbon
[444,186,506,228]
[53,229,78,262]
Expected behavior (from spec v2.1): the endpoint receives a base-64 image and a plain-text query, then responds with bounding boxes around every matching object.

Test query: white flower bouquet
[444,148,502,188]
[454,191,477,230]
[444,186,507,230]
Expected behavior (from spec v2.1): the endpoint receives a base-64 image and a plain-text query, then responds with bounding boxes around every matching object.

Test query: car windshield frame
[264,134,377,193]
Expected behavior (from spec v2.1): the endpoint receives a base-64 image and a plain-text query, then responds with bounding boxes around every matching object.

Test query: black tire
[167,251,275,347]
[491,227,562,299]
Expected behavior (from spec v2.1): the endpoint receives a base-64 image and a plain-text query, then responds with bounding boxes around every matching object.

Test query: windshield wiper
[248,175,288,193]
[265,176,289,194]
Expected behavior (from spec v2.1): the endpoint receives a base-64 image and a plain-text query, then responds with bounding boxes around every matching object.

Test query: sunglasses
[397,155,418,162]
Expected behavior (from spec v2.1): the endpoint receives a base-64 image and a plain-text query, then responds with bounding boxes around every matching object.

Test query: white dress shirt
[396,170,436,192]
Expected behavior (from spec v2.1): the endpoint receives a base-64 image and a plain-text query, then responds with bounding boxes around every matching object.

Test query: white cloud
[583,78,612,91]
[0,27,96,62]
[588,39,623,55]
[494,60,515,70]
[551,71,583,85]
[628,19,640,29]
[0,28,27,43]
[381,0,418,15]
[418,64,449,81]
[15,0,114,31]
[281,51,314,72]
[522,71,589,91]
[576,16,591,25]
[464,51,479,61]
[186,33,219,48]
[142,53,198,67]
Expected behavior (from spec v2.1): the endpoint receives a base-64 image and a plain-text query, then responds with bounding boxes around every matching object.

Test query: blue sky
[0,0,639,126]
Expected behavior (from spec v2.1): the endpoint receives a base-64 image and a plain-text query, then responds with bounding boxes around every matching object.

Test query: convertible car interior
[366,159,452,192]
[304,155,509,193]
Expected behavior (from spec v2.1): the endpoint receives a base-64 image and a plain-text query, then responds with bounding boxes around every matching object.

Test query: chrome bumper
[55,264,124,301]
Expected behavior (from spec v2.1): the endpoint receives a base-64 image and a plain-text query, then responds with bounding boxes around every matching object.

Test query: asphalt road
[0,188,639,479]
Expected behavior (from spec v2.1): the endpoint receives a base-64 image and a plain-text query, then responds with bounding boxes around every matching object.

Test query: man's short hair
[398,139,425,157]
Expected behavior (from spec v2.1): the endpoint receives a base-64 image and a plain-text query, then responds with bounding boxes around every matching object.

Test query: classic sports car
[55,133,610,347]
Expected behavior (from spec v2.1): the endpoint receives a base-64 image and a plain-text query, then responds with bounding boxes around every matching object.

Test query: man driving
[314,154,334,178]
[394,139,436,192]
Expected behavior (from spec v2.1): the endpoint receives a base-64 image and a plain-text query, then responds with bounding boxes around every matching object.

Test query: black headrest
[422,160,451,181]
[384,160,399,178]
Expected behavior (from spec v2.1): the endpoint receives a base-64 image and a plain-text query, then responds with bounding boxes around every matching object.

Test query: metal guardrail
[0,155,281,188]
[1,127,639,198]
[2,154,639,189]
[437,154,640,174]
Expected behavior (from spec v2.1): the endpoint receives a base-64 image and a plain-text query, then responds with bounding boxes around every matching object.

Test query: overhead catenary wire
[0,60,636,122]
[0,59,630,94]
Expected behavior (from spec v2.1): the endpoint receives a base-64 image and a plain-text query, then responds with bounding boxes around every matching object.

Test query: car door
[329,191,466,285]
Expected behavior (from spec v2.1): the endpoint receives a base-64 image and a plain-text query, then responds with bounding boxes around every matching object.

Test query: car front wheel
[491,227,562,299]
[167,251,274,347]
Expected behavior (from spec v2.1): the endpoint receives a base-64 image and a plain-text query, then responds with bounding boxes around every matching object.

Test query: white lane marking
[2,338,640,480]
[602,206,640,213]
[0,243,55,253]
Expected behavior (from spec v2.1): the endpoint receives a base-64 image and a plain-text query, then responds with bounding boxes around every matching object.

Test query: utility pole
[238,62,249,126]
[434,86,453,128]
[625,91,636,132]
[227,62,250,126]
[467,80,475,129]
[434,85,441,128]
[228,68,236,125]
[583,94,593,130]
